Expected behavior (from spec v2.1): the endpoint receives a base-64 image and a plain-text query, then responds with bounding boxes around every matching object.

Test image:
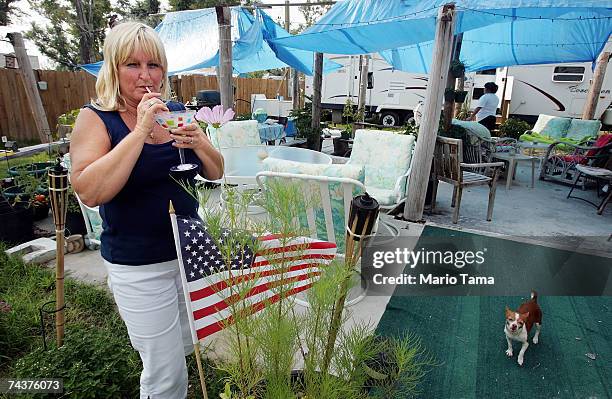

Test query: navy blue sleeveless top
[85,103,203,265]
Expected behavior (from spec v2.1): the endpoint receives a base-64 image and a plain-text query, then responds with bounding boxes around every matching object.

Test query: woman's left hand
[170,123,209,149]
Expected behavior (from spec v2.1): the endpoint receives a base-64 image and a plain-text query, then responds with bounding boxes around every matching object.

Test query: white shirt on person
[475,93,499,121]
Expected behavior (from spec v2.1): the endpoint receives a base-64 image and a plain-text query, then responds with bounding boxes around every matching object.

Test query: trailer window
[552,66,584,82]
[476,69,496,75]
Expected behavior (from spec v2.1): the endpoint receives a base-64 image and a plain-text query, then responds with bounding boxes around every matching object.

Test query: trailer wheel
[380,111,400,127]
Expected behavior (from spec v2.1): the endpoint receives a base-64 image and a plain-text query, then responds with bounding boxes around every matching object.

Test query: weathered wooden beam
[404,4,456,222]
[215,6,234,111]
[582,51,610,120]
[7,32,51,144]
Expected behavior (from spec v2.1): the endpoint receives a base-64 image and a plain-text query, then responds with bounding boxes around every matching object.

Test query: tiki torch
[323,192,379,373]
[48,159,68,347]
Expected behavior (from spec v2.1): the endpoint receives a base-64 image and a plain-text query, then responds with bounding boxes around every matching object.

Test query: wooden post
[357,55,369,122]
[452,33,465,119]
[216,6,234,111]
[443,33,462,131]
[582,51,610,120]
[8,32,51,144]
[292,69,300,110]
[284,1,292,100]
[311,52,323,149]
[404,4,456,222]
[499,67,510,122]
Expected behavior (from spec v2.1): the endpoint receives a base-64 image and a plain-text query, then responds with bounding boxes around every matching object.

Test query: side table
[492,152,539,190]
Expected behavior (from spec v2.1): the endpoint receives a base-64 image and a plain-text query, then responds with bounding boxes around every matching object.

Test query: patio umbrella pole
[48,160,69,347]
[322,193,379,374]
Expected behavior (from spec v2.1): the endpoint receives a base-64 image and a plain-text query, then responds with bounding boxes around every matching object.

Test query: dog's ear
[505,306,513,317]
[520,311,530,320]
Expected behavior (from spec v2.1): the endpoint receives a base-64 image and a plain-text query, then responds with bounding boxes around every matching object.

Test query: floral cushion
[84,207,103,241]
[208,120,260,149]
[565,119,601,142]
[349,130,414,204]
[261,158,365,252]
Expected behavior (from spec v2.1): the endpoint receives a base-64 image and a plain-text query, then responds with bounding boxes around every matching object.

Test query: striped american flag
[172,215,337,341]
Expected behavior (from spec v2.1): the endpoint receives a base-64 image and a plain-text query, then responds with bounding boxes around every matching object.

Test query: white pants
[104,259,193,399]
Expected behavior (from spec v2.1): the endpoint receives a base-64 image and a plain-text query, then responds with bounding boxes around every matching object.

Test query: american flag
[171,214,337,342]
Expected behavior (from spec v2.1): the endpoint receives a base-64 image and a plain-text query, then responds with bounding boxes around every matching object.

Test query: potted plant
[180,183,434,398]
[444,88,456,102]
[56,108,81,139]
[64,187,87,236]
[0,193,33,244]
[8,162,55,179]
[454,90,468,103]
[449,60,466,78]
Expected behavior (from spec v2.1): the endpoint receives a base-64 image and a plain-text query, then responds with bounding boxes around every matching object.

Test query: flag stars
[185,245,191,251]
[197,231,204,237]
[184,231,191,237]
[192,238,198,244]
[191,250,197,257]
[190,224,197,230]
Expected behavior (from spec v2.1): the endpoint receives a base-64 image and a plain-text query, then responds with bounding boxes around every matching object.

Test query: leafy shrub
[499,118,532,140]
[12,324,141,398]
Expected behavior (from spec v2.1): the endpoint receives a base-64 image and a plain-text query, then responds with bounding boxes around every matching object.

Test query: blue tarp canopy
[271,0,612,72]
[80,7,340,76]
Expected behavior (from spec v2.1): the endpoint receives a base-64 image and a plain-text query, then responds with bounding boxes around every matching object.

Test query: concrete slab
[6,237,57,264]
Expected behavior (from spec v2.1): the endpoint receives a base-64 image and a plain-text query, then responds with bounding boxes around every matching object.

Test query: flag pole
[193,342,208,399]
[169,201,209,399]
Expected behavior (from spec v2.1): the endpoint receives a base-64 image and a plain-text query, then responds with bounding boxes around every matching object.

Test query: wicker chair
[539,134,612,188]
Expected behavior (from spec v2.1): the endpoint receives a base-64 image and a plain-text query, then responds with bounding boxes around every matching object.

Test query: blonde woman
[70,21,223,399]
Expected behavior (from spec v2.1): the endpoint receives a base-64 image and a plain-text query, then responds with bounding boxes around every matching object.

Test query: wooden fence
[0,69,293,144]
[171,75,290,115]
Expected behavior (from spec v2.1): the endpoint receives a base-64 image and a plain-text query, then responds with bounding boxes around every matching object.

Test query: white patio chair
[346,129,415,235]
[207,120,263,149]
[256,167,377,307]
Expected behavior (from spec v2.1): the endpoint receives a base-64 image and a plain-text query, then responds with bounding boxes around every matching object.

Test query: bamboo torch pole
[48,160,69,347]
[322,193,379,374]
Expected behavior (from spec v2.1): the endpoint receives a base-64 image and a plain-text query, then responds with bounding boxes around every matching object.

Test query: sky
[0,0,311,69]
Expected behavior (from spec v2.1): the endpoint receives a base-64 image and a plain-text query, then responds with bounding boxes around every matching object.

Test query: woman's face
[117,48,164,105]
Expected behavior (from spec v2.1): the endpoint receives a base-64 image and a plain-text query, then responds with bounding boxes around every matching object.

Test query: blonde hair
[93,21,170,111]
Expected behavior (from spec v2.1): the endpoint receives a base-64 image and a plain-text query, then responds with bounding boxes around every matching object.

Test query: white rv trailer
[307,52,612,126]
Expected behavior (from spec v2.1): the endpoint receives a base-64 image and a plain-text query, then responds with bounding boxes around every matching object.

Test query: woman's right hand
[135,92,169,137]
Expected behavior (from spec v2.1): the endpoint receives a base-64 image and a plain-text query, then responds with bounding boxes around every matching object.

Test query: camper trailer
[307,53,612,126]
[306,54,428,127]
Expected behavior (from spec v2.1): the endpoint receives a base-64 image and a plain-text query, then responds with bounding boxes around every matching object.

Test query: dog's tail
[531,291,538,302]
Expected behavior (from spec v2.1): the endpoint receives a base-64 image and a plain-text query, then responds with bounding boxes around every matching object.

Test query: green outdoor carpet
[375,226,611,399]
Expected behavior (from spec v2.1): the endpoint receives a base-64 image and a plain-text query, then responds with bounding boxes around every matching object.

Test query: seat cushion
[208,120,260,148]
[533,115,571,139]
[350,130,414,202]
[366,187,398,207]
[565,119,601,142]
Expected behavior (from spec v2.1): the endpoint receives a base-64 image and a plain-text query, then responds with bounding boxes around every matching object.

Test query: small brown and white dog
[504,291,542,366]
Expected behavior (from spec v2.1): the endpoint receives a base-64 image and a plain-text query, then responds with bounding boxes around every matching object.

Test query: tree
[295,0,331,33]
[0,0,21,25]
[26,0,113,69]
[168,0,240,11]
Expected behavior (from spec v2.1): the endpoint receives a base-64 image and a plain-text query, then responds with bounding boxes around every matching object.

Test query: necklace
[124,109,157,142]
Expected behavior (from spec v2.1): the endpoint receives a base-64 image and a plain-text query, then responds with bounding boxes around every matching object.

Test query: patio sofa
[519,114,601,146]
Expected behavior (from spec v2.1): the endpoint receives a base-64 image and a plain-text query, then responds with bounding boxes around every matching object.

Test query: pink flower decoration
[195,105,235,129]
